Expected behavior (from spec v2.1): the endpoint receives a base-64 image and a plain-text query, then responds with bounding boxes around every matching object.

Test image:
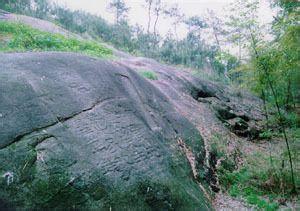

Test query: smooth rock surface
[0,52,210,210]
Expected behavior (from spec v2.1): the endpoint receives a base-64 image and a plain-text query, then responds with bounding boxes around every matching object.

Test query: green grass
[219,167,281,210]
[138,69,158,80]
[218,149,300,210]
[0,21,112,57]
[210,132,299,210]
[191,69,230,85]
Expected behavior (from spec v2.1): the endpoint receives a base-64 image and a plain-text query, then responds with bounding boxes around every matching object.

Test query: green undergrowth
[138,69,158,80]
[211,133,299,210]
[191,69,230,85]
[0,21,112,58]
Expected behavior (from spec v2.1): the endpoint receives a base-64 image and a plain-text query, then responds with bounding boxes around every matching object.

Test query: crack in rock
[0,97,115,150]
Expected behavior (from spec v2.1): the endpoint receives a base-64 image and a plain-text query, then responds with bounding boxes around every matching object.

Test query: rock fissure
[0,97,115,150]
[177,138,212,203]
[28,134,56,148]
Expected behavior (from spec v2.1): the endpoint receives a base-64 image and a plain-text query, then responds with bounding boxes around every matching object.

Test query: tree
[144,0,153,34]
[34,0,51,19]
[107,0,130,24]
[163,4,184,41]
[142,0,163,46]
[183,16,207,67]
[205,9,224,50]
[225,0,261,61]
[184,16,207,36]
[0,0,32,14]
[253,44,297,194]
[53,6,75,31]
[227,0,298,193]
[0,0,238,81]
[153,0,163,38]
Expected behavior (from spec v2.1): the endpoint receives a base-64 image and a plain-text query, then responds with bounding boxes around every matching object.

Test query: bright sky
[51,0,274,39]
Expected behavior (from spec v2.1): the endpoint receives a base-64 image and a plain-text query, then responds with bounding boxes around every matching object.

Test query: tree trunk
[116,10,120,24]
[213,27,221,50]
[249,29,296,193]
[285,78,293,111]
[147,1,152,34]
[261,89,269,128]
[174,23,178,41]
[153,12,159,37]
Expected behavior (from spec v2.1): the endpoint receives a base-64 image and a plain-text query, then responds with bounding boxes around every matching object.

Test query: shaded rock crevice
[176,138,212,203]
[192,92,263,139]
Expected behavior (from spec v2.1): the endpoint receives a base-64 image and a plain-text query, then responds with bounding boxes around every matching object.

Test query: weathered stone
[0,52,210,210]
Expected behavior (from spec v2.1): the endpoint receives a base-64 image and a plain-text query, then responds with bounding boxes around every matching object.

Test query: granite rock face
[118,56,264,141]
[0,52,209,210]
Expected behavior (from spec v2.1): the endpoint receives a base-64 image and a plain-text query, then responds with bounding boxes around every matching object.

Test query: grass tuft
[138,69,158,80]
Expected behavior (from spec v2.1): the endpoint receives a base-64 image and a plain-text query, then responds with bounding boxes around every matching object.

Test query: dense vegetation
[0,0,237,82]
[0,0,299,209]
[0,21,112,57]
[211,129,299,210]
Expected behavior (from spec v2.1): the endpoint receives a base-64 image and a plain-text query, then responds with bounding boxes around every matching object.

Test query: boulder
[0,52,210,210]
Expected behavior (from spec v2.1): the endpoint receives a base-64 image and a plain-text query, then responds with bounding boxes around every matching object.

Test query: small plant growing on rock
[138,69,158,80]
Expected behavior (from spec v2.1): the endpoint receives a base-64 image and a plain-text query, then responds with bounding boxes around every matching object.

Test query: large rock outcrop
[117,57,264,141]
[0,52,210,210]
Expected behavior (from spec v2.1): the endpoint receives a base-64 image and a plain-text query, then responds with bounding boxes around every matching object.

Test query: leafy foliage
[0,0,32,14]
[107,0,130,24]
[0,0,236,82]
[1,0,299,206]
[225,0,299,196]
